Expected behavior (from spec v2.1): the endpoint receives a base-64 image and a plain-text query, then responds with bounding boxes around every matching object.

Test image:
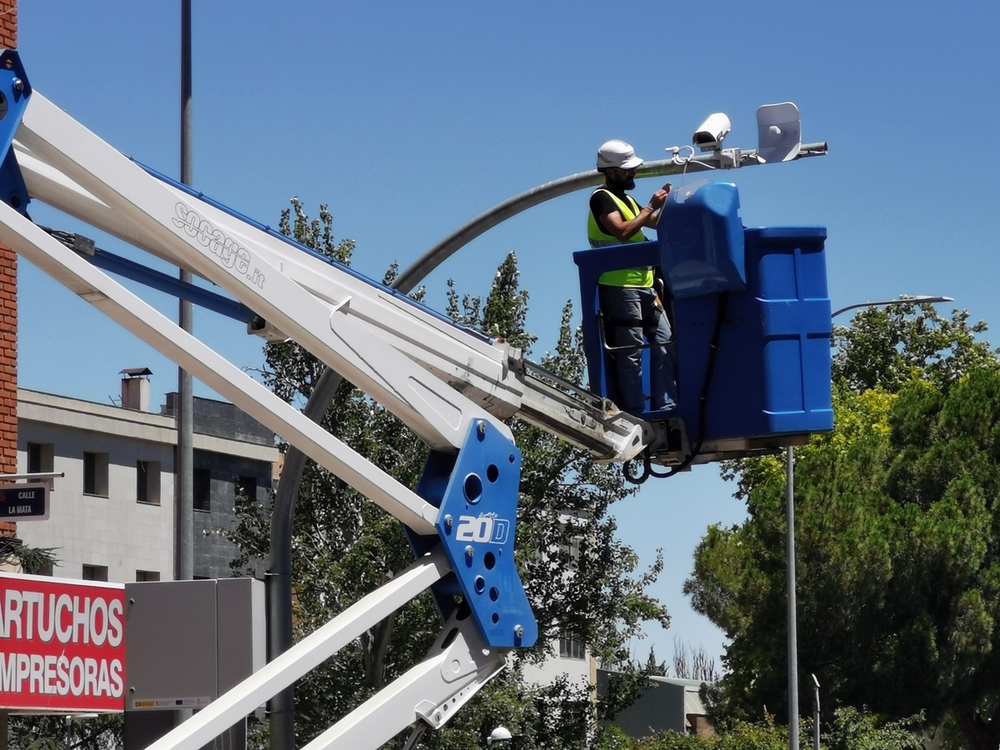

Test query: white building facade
[14,381,277,583]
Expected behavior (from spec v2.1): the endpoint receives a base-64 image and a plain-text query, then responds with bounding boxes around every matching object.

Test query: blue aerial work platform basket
[573,181,833,451]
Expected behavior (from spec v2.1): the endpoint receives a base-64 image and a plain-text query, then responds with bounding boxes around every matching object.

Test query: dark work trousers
[599,285,677,413]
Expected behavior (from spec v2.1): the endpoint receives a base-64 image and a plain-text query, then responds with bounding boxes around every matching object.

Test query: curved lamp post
[785,293,953,750]
[264,146,824,745]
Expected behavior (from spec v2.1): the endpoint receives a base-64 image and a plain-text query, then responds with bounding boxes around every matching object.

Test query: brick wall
[0,5,16,537]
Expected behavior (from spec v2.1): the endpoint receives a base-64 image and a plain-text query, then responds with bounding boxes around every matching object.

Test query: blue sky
[15,2,1000,671]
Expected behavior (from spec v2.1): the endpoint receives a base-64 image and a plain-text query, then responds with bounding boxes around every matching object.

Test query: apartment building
[13,373,277,582]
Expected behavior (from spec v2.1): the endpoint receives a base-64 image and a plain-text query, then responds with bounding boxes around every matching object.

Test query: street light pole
[811,674,821,750]
[786,293,953,750]
[786,445,799,750]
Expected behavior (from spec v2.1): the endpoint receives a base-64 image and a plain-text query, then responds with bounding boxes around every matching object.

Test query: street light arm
[394,144,829,294]
[831,296,954,319]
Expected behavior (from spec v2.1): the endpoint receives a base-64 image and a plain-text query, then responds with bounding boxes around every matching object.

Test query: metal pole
[176,0,194,583]
[787,445,799,750]
[811,674,820,750]
[788,295,955,750]
[267,367,342,749]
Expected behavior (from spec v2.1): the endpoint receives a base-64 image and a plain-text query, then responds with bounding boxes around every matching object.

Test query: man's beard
[607,174,636,191]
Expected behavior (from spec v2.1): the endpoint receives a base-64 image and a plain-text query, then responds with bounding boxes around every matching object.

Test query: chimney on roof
[120,368,153,412]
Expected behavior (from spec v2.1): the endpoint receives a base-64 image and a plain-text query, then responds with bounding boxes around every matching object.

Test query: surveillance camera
[693,112,732,152]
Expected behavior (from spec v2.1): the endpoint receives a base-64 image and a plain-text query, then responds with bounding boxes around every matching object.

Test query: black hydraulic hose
[623,454,649,485]
[625,291,730,484]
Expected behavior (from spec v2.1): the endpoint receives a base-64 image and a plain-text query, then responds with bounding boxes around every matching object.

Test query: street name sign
[0,482,48,520]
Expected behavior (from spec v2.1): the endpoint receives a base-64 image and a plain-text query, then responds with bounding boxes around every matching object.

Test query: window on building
[135,570,160,582]
[82,564,108,581]
[26,442,54,474]
[82,452,109,496]
[558,632,586,660]
[136,460,161,505]
[193,467,211,512]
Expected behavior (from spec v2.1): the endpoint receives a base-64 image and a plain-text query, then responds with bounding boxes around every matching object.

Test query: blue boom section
[410,421,537,649]
[574,181,833,447]
[0,50,31,217]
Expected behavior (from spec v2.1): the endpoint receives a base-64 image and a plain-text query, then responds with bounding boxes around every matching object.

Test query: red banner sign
[0,573,126,712]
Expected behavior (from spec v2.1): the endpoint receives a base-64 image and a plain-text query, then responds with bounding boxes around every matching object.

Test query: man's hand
[649,183,672,211]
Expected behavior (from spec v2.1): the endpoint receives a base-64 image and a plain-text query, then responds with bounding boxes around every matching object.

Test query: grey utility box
[125,577,265,708]
[123,578,265,749]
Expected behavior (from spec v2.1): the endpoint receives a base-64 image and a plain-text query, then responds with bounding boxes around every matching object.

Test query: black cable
[623,454,650,484]
[629,291,730,482]
[39,225,69,243]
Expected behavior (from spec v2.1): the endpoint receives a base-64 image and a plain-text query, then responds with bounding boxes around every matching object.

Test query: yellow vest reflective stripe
[588,189,654,288]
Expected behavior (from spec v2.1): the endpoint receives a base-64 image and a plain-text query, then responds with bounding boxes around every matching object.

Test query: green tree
[0,539,58,575]
[627,708,922,750]
[832,301,998,393]
[226,203,669,748]
[822,707,925,750]
[6,714,124,750]
[685,303,1000,750]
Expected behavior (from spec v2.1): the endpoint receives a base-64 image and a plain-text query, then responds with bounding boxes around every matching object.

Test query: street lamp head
[487,726,513,745]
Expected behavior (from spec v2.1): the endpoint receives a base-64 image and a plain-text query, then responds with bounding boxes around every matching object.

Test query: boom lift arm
[12,117,651,464]
[0,49,830,747]
[0,51,534,748]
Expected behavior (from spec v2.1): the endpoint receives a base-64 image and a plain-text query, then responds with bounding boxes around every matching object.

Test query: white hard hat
[597,139,643,170]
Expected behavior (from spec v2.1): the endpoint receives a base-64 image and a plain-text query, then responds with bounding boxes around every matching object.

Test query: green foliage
[227,203,668,748]
[408,670,595,750]
[832,301,998,394]
[627,708,921,750]
[635,715,788,750]
[823,707,924,750]
[0,539,59,575]
[6,714,124,749]
[688,305,1000,750]
[597,725,637,750]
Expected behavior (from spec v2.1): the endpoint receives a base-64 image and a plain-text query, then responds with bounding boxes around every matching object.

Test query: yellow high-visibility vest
[587,189,653,288]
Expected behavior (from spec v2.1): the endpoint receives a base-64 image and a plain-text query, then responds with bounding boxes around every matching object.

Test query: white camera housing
[693,112,732,152]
